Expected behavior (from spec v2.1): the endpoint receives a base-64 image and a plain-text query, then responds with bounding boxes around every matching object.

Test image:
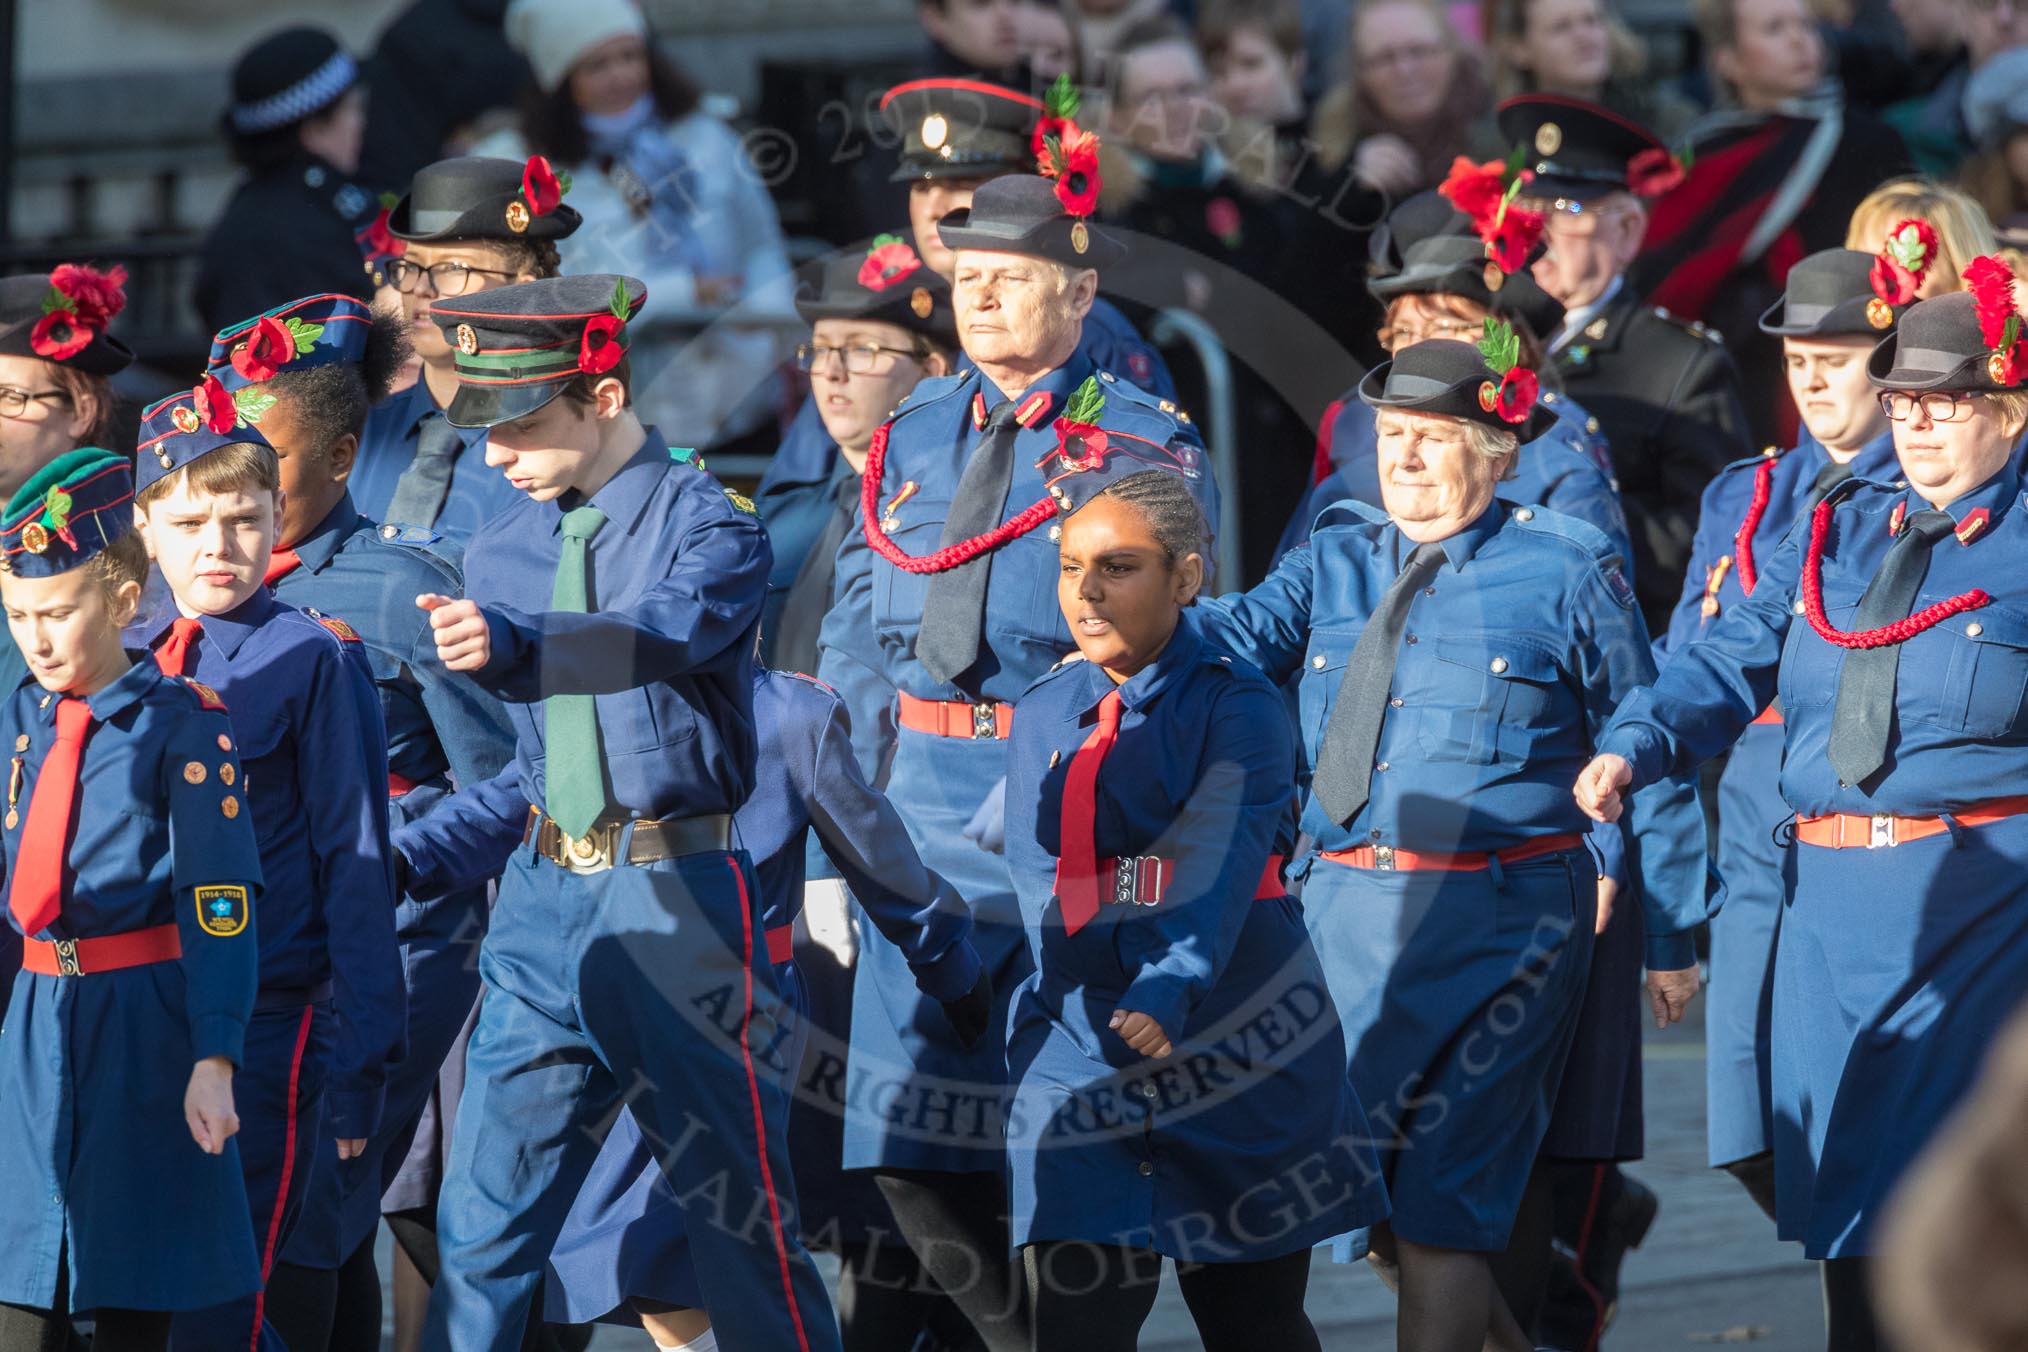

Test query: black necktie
[1312,542,1446,825]
[1826,509,1956,789]
[773,472,858,675]
[385,413,463,528]
[1807,458,1854,508]
[916,399,1021,687]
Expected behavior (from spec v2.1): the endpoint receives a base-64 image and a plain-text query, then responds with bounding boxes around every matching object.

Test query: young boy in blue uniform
[135,392,405,1352]
[388,273,844,1352]
[0,448,264,1352]
[204,292,520,1349]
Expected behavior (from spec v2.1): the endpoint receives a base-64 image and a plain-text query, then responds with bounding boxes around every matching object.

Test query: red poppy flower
[360,207,405,260]
[523,155,564,217]
[1205,197,1243,246]
[1437,156,1509,226]
[857,240,921,292]
[1627,147,1686,198]
[1485,205,1546,274]
[1053,131,1101,218]
[193,375,238,435]
[1032,114,1071,165]
[1052,418,1110,471]
[230,315,298,383]
[580,314,626,374]
[1966,255,2021,349]
[48,263,128,329]
[28,311,92,362]
[1869,255,1919,307]
[1495,367,1539,424]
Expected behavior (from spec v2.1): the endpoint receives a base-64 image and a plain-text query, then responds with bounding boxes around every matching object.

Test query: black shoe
[1537,1170,1658,1351]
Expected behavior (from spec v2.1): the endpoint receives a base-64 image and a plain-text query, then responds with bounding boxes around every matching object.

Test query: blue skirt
[1303,850,1594,1251]
[1541,861,1644,1162]
[1706,722,1787,1167]
[1773,812,2028,1258]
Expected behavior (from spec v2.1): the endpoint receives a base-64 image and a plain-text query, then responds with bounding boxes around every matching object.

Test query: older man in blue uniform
[386,274,842,1352]
[817,165,1215,1351]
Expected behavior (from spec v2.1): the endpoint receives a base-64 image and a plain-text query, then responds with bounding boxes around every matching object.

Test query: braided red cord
[1800,497,1989,649]
[859,421,1059,575]
[1733,458,1774,596]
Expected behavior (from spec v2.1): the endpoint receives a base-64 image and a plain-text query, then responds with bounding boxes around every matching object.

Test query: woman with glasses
[1580,271,2028,1349]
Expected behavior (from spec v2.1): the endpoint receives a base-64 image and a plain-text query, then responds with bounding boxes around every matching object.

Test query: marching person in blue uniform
[354,155,582,552]
[382,274,843,1352]
[1580,263,2028,1350]
[1656,246,1908,1223]
[1276,188,1628,566]
[203,291,520,1350]
[133,390,404,1352]
[818,158,1217,1352]
[0,449,263,1352]
[543,661,987,1350]
[1003,468,1386,1352]
[1192,335,1706,1352]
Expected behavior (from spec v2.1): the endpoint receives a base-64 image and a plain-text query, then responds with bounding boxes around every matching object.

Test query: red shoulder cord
[858,421,1058,575]
[1799,496,1990,649]
[1732,459,1774,595]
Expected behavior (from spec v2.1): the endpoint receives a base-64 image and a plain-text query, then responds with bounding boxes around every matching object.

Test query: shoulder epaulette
[182,678,227,712]
[305,609,362,643]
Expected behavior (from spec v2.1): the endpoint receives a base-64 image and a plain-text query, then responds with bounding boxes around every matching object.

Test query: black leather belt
[525,808,733,872]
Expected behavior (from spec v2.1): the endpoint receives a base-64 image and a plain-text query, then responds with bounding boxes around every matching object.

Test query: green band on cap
[3,447,125,528]
[452,347,585,382]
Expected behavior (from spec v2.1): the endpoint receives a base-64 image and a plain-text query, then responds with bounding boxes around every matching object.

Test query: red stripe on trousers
[728,855,814,1352]
[250,1004,316,1352]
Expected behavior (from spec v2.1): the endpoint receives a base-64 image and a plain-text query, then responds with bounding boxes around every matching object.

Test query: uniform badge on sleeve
[724,488,757,514]
[1602,562,1636,610]
[317,616,363,643]
[185,679,227,711]
[195,884,249,938]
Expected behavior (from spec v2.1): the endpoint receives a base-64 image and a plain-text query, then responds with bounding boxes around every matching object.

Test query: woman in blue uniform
[1194,335,1707,1352]
[0,449,264,1351]
[1655,245,1909,1217]
[1582,264,2028,1349]
[1003,468,1386,1351]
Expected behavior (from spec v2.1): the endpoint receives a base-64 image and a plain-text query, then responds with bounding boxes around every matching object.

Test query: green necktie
[545,505,609,838]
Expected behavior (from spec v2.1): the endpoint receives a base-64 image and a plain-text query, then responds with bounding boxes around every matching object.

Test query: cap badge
[911,286,933,319]
[1477,380,1499,413]
[1534,122,1562,156]
[1866,297,1894,330]
[1483,261,1504,291]
[921,114,948,150]
[504,199,531,234]
[1071,220,1089,255]
[455,323,479,356]
[20,523,48,555]
[171,405,202,435]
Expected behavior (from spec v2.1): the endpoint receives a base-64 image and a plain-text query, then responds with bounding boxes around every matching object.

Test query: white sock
[656,1332,717,1352]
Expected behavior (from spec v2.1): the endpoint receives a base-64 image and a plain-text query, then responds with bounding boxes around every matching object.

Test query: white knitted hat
[504,0,651,93]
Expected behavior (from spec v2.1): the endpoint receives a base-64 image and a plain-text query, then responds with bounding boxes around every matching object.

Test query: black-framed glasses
[385,258,520,297]
[1879,389,1978,423]
[0,386,71,420]
[795,342,920,375]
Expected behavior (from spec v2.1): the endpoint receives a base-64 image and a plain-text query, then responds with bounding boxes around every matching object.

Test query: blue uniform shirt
[352,379,525,552]
[1197,498,1708,971]
[142,590,405,1137]
[1605,466,2028,820]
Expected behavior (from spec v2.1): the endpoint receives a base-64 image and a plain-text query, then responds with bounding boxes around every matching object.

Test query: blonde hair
[84,529,149,603]
[1987,388,2028,434]
[1844,180,2002,294]
[135,442,281,511]
[1311,0,1463,170]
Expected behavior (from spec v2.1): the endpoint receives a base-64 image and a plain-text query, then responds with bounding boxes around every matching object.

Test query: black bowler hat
[1496,95,1679,203]
[1369,191,1565,341]
[1760,249,1903,339]
[0,266,134,377]
[935,174,1124,270]
[881,79,1043,182]
[795,236,958,348]
[1868,283,2028,393]
[389,155,583,244]
[1359,337,1556,442]
[227,26,359,136]
[428,274,648,427]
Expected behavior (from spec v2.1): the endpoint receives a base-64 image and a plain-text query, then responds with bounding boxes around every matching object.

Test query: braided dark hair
[262,306,412,460]
[1090,470,1208,593]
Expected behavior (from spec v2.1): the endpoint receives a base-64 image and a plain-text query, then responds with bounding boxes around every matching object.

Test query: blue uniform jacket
[1197,498,1708,971]
[1605,465,2028,819]
[142,591,405,1138]
[397,430,772,896]
[0,661,266,1311]
[1276,386,1629,566]
[352,379,525,553]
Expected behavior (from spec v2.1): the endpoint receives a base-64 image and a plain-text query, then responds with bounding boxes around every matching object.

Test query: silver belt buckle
[53,939,81,977]
[971,702,1000,739]
[1112,857,1164,906]
[560,824,617,874]
[1867,814,1895,849]
[1372,844,1397,871]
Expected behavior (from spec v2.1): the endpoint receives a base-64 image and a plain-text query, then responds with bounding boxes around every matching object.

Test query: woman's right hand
[1110,1009,1173,1060]
[1574,753,1633,823]
[186,1056,240,1155]
[1352,134,1422,198]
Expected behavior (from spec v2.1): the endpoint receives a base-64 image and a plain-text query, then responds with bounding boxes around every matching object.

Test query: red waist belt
[24,923,182,976]
[766,923,793,965]
[388,771,417,798]
[1318,832,1585,872]
[1054,855,1287,908]
[897,692,1013,740]
[1751,706,1783,725]
[1793,794,2028,849]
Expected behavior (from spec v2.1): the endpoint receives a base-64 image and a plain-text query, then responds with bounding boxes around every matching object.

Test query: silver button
[1794,601,1806,615]
[1140,1082,1157,1099]
[1312,654,1327,669]
[1375,761,1389,772]
[1968,622,1984,637]
[1405,634,1418,644]
[1137,1161,1154,1177]
[1100,371,1117,383]
[1047,525,1061,542]
[1490,657,1508,674]
[1389,697,1404,708]
[1585,417,1600,434]
[1515,508,1534,522]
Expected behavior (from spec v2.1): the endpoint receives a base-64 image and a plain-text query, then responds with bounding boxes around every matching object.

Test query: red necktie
[154,616,205,677]
[9,698,94,937]
[1058,689,1124,936]
[265,547,302,585]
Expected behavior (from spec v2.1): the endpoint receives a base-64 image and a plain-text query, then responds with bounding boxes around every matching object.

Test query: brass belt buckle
[1867,814,1895,849]
[971,702,999,739]
[53,938,80,976]
[1372,844,1397,871]
[559,822,617,872]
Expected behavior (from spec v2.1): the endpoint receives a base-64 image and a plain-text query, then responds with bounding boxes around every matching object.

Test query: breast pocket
[1778,602,1848,712]
[1940,610,2028,738]
[1416,635,1561,764]
[1297,637,1355,752]
[871,513,948,637]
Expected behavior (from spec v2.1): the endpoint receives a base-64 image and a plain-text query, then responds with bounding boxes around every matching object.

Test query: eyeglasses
[1879,390,1978,423]
[385,258,520,297]
[1359,42,1447,72]
[0,386,71,420]
[795,342,921,375]
[1379,317,1483,349]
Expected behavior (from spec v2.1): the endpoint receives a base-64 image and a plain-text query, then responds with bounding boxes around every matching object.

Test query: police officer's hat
[1359,337,1556,443]
[0,266,134,377]
[428,274,648,428]
[207,294,376,391]
[935,174,1125,271]
[1759,249,1903,340]
[0,448,134,578]
[881,79,1045,182]
[1496,95,1677,203]
[136,384,279,497]
[795,237,958,348]
[227,27,359,136]
[388,155,584,244]
[1369,191,1565,341]
[1868,265,2028,393]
